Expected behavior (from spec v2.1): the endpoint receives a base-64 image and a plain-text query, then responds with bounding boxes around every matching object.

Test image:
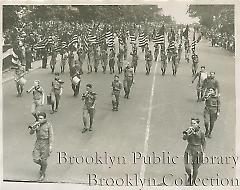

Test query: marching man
[81,84,97,133]
[123,63,134,99]
[111,75,122,111]
[27,80,45,121]
[13,64,26,97]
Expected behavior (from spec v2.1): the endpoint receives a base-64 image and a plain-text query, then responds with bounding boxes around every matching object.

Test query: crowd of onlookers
[202,29,235,52]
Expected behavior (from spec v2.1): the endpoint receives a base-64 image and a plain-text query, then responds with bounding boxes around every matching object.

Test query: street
[2,38,236,186]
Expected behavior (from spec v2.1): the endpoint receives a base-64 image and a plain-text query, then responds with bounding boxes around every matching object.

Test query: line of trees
[187,5,234,35]
[3,5,176,32]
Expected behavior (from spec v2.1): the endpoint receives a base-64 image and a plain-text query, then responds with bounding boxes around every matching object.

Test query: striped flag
[88,33,97,45]
[106,30,114,47]
[138,32,147,47]
[191,31,196,53]
[153,25,165,45]
[61,41,67,50]
[48,36,54,45]
[3,45,21,71]
[130,34,136,44]
[82,35,89,51]
[34,38,48,50]
[68,35,78,47]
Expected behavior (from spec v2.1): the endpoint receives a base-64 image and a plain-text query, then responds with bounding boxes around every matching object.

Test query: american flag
[138,32,147,47]
[34,38,48,50]
[88,33,98,45]
[191,31,196,53]
[153,25,165,45]
[106,30,114,47]
[82,35,89,51]
[68,35,78,47]
[130,34,136,44]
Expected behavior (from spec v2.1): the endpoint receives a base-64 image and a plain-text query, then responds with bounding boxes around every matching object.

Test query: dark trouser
[72,82,80,96]
[83,107,95,129]
[109,59,115,74]
[124,78,133,98]
[51,93,60,111]
[26,60,32,71]
[161,61,167,75]
[112,92,120,110]
[146,61,152,75]
[172,61,177,76]
[16,82,24,95]
[184,146,203,186]
[42,57,47,68]
[204,108,218,136]
[192,63,198,76]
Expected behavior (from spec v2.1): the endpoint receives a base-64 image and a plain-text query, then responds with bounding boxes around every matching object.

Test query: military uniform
[172,50,178,76]
[123,44,127,60]
[70,64,81,96]
[160,51,167,76]
[14,66,26,96]
[203,93,220,138]
[101,49,108,73]
[117,50,124,74]
[111,79,122,111]
[130,50,138,73]
[50,78,63,113]
[123,66,134,98]
[192,71,208,101]
[94,50,100,72]
[50,51,57,73]
[30,119,53,181]
[202,77,220,96]
[60,51,68,73]
[191,54,199,76]
[183,126,206,185]
[109,50,115,74]
[82,90,97,132]
[145,51,153,75]
[28,86,44,121]
[154,44,160,61]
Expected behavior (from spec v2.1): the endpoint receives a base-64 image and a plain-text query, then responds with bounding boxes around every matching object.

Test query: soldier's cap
[210,71,215,74]
[38,112,47,119]
[200,66,206,69]
[86,84,92,88]
[114,75,119,78]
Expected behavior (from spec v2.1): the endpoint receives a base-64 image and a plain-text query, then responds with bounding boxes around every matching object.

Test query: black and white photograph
[1,1,239,189]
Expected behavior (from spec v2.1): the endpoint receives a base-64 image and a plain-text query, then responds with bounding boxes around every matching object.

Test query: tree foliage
[187,5,234,34]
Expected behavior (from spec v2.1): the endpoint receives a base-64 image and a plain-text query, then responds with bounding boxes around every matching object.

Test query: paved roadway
[2,38,236,186]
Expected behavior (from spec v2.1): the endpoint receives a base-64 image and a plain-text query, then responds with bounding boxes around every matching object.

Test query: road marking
[140,61,158,179]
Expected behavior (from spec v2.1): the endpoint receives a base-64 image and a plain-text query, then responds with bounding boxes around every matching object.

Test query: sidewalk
[2,58,50,83]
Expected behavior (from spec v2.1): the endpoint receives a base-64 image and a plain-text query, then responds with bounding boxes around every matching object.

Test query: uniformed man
[202,71,220,97]
[191,53,199,76]
[172,49,178,76]
[94,49,100,73]
[14,64,26,96]
[60,49,68,73]
[87,48,93,74]
[27,80,45,121]
[160,49,167,76]
[145,50,153,75]
[111,75,122,111]
[117,49,124,74]
[68,50,75,71]
[154,43,160,62]
[192,66,208,101]
[50,50,57,73]
[109,48,115,74]
[123,64,134,98]
[101,48,108,74]
[183,118,206,186]
[130,49,138,73]
[203,88,220,138]
[29,112,53,181]
[50,73,63,114]
[81,84,97,133]
[123,43,127,60]
[70,61,81,96]
[177,43,182,64]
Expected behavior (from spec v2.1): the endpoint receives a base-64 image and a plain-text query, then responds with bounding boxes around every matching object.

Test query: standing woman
[183,118,206,186]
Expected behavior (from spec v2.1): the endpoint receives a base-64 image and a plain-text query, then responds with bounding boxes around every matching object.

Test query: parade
[2,4,236,187]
